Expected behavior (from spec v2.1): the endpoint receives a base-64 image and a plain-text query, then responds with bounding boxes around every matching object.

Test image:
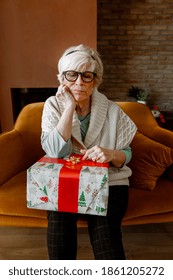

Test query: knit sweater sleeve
[41,96,72,158]
[121,146,132,165]
[115,107,137,150]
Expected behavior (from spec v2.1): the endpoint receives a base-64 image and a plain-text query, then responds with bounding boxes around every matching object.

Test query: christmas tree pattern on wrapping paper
[100,174,107,187]
[96,174,108,214]
[96,206,106,214]
[78,191,87,207]
[39,185,48,203]
[45,163,55,169]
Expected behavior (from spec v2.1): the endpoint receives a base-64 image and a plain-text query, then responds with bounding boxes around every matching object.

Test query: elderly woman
[41,44,137,260]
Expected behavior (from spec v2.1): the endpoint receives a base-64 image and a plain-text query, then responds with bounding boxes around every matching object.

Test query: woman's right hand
[56,85,76,110]
[55,85,76,142]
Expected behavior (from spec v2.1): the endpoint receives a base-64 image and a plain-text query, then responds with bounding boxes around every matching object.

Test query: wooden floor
[0,222,173,260]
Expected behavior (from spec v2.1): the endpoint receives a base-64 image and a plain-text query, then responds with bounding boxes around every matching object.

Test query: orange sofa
[0,101,173,228]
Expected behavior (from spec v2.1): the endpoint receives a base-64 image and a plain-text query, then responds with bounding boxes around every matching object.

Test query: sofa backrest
[16,101,157,134]
[14,101,150,161]
[117,102,173,149]
[14,102,45,165]
[117,101,158,137]
[13,100,172,167]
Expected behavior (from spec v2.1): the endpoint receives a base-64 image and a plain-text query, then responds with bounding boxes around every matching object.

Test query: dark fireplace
[11,88,57,122]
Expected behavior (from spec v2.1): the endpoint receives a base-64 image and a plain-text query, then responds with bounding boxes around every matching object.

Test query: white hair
[57,44,103,87]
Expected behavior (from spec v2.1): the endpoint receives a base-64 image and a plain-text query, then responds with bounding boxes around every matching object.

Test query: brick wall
[97,0,173,111]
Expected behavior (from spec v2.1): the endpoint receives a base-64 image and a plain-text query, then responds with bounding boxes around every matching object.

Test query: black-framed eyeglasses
[63,71,96,83]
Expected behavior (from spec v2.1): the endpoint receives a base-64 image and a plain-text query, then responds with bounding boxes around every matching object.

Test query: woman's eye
[83,73,91,78]
[66,72,77,80]
[69,72,76,77]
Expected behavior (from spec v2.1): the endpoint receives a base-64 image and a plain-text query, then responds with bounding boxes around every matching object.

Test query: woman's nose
[75,74,84,85]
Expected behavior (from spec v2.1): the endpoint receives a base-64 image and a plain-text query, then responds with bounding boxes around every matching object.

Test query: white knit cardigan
[41,89,137,186]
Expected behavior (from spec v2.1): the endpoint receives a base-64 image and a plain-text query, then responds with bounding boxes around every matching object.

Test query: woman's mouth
[73,89,84,94]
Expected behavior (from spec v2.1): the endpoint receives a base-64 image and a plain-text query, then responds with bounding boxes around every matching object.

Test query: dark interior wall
[0,0,97,132]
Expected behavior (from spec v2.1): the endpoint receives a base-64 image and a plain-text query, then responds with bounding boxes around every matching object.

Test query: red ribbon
[38,154,108,213]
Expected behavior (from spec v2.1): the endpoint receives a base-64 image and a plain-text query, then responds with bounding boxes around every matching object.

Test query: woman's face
[62,66,96,104]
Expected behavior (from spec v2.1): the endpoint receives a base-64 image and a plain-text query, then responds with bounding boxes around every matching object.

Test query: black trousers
[47,185,128,260]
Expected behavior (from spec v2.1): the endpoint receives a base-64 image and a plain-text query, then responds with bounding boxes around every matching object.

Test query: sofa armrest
[0,130,27,186]
[150,126,173,149]
[117,102,173,149]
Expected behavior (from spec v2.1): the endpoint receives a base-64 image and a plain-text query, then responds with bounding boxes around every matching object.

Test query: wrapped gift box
[27,154,109,216]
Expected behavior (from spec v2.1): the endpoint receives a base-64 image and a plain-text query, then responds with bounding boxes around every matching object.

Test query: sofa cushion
[124,177,173,221]
[0,171,47,220]
[128,132,173,190]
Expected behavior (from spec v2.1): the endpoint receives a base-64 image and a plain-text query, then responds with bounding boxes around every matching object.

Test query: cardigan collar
[84,89,108,148]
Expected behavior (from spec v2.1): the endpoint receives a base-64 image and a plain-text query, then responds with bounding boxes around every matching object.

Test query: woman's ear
[57,73,64,85]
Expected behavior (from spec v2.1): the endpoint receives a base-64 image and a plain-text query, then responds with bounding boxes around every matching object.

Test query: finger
[63,86,71,94]
[82,150,93,160]
[56,92,62,100]
[56,85,63,96]
[82,154,88,160]
[82,147,100,161]
[98,155,108,163]
[80,149,86,155]
[81,150,89,160]
[56,92,64,101]
[89,151,99,161]
[81,149,87,160]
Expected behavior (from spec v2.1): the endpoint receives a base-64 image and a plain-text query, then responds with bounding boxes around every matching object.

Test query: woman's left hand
[80,146,125,167]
